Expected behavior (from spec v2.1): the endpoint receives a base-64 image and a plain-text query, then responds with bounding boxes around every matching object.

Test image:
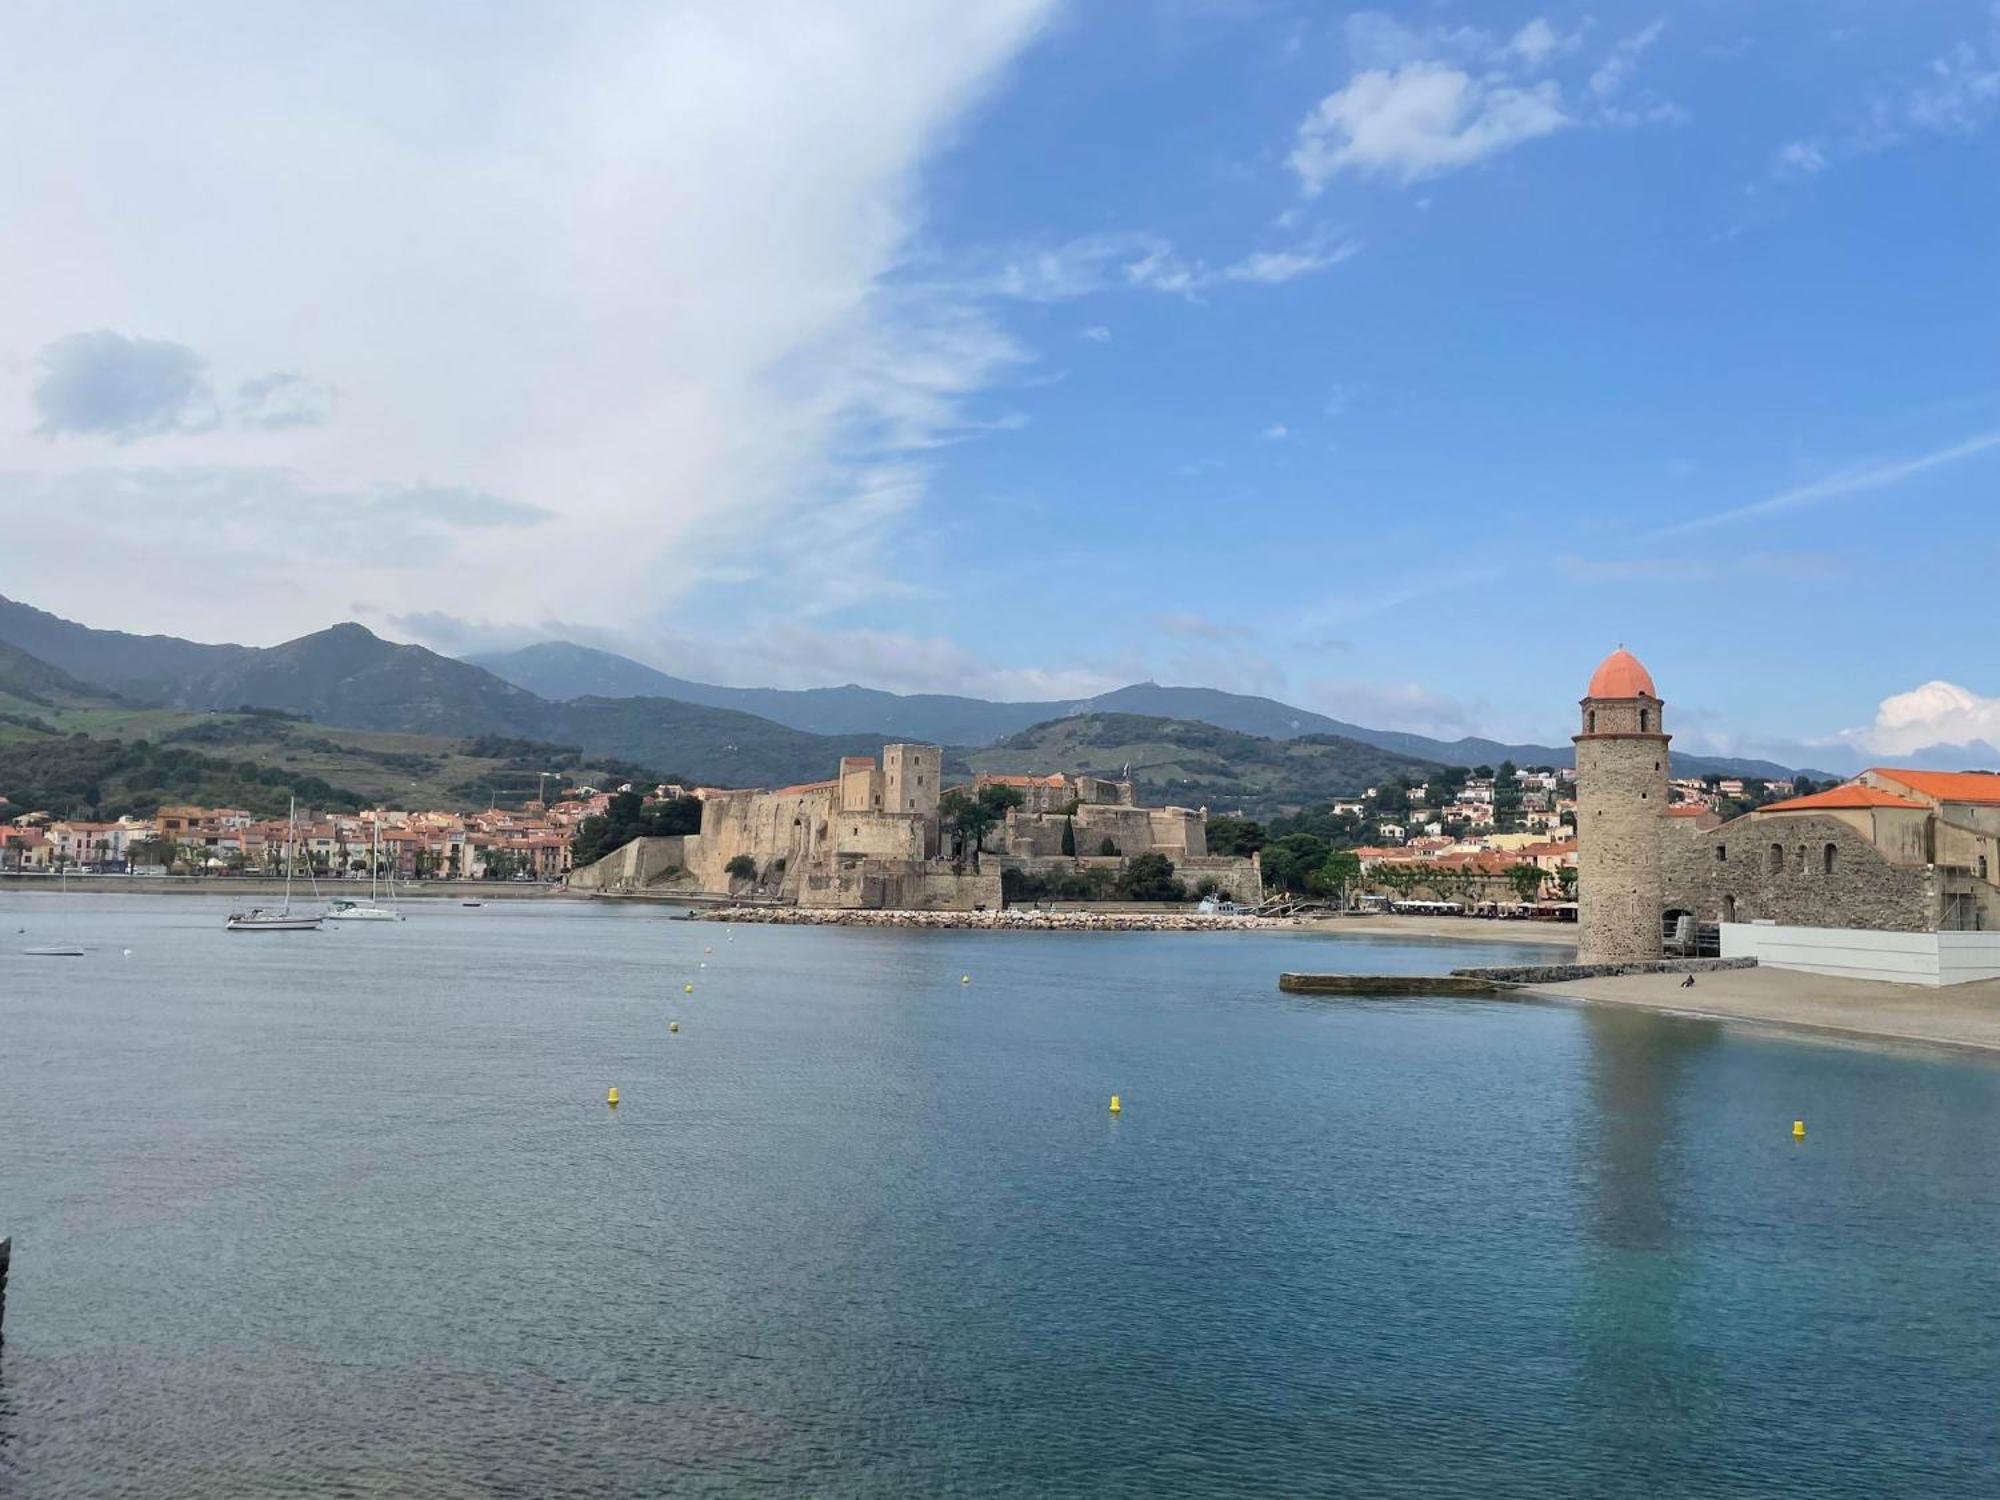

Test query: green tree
[1206,816,1268,856]
[1060,815,1076,856]
[1505,863,1545,903]
[724,853,758,885]
[1118,851,1184,902]
[941,784,1024,863]
[1260,832,1331,893]
[1555,866,1577,901]
[1308,849,1361,902]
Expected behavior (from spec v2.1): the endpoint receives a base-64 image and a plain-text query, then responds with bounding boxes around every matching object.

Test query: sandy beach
[1300,913,1580,947]
[1525,966,2000,1056]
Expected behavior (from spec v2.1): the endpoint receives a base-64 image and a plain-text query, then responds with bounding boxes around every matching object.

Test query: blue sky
[2,2,1997,766]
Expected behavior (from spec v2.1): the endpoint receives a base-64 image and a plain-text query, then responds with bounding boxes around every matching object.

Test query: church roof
[1866,768,2000,806]
[1759,784,1928,813]
[1585,647,1656,700]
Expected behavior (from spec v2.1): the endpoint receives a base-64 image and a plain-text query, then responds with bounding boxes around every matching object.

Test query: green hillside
[963,713,1439,817]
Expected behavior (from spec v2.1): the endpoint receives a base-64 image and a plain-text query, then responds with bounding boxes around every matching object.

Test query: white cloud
[968,228,1355,302]
[1589,18,1667,100]
[1260,423,1289,440]
[1772,139,1828,178]
[1506,19,1575,70]
[1291,63,1570,190]
[1220,239,1362,283]
[0,2,1058,642]
[1080,325,1112,342]
[1837,681,2000,760]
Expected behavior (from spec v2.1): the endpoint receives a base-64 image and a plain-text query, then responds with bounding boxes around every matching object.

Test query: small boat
[226,906,322,932]
[461,900,484,908]
[326,821,405,921]
[226,796,322,931]
[22,945,85,957]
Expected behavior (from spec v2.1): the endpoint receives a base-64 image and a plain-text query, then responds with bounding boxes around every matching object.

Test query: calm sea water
[1,892,1996,1498]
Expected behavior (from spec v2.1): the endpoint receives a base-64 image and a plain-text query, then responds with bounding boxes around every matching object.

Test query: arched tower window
[1723,894,1737,922]
[1824,844,1838,875]
[1639,708,1650,732]
[1587,710,1596,734]
[1767,842,1784,873]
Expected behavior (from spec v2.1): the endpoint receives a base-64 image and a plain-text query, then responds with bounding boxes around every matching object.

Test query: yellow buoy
[705,946,714,955]
[1109,1094,1122,1114]
[1793,1119,1806,1138]
[670,1021,680,1033]
[685,983,694,993]
[961,975,971,985]
[607,1087,620,1107]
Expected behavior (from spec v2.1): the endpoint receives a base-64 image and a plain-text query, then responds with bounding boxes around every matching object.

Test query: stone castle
[571,744,1263,910]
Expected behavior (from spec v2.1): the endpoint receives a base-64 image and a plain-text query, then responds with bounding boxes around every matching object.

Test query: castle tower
[882,744,941,816]
[1574,647,1669,963]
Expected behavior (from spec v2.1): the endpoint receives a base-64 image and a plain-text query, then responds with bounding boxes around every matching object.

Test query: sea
[1,891,1996,1498]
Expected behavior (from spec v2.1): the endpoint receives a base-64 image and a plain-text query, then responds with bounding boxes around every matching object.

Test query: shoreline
[0,875,560,900]
[1521,967,2000,1057]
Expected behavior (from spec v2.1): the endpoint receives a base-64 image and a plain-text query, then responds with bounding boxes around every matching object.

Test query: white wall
[1720,923,2000,986]
[1936,931,2000,986]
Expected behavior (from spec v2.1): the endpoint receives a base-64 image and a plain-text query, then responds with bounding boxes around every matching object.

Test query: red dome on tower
[1585,647,1656,700]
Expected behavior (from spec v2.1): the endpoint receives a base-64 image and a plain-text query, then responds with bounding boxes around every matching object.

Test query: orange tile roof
[1663,805,1712,817]
[1761,784,1928,813]
[1585,647,1657,699]
[1866,768,2000,806]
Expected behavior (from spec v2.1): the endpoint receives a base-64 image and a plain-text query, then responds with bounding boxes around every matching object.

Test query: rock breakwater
[691,907,1278,932]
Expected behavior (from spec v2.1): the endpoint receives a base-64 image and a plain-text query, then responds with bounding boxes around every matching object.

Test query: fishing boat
[327,819,403,921]
[226,797,322,931]
[22,945,85,957]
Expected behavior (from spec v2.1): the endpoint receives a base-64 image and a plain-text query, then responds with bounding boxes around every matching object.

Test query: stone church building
[1575,646,2000,982]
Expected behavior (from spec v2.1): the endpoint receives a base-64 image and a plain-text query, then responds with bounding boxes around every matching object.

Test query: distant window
[1767,842,1784,873]
[1639,709,1650,732]
[1797,845,1807,873]
[1723,894,1737,922]
[1716,845,1727,863]
[1980,854,1990,882]
[1587,710,1596,733]
[1828,845,1840,876]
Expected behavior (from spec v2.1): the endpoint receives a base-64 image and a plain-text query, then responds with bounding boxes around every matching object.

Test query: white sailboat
[327,817,404,921]
[226,797,322,931]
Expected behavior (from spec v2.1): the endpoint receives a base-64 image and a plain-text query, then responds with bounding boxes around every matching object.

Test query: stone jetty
[691,906,1279,932]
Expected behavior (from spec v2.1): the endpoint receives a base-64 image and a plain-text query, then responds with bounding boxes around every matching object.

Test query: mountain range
[0,594,1830,803]
[465,639,1819,782]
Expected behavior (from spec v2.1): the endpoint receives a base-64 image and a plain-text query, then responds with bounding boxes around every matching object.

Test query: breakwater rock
[690,907,1279,932]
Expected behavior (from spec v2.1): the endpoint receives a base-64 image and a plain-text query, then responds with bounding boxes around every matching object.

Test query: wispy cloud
[1648,428,2000,539]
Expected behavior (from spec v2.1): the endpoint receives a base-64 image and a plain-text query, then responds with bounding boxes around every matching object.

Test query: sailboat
[327,818,404,921]
[226,797,322,931]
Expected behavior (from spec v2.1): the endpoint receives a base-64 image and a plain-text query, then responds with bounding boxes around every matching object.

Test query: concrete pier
[1277,973,1519,998]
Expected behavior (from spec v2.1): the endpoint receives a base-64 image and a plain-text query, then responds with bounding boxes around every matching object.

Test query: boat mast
[283,796,295,914]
